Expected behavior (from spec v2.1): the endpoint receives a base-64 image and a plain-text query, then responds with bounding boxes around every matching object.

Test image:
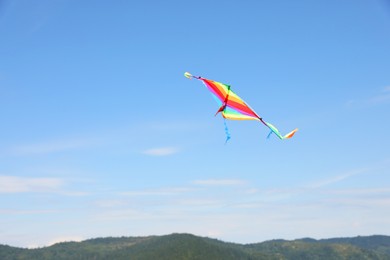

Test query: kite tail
[265,122,298,140]
[223,119,231,144]
[283,128,298,139]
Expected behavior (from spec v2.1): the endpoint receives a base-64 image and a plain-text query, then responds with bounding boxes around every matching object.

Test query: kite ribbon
[223,119,231,143]
[265,122,298,140]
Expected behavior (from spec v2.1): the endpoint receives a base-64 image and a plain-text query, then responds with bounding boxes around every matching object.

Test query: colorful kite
[184,72,298,142]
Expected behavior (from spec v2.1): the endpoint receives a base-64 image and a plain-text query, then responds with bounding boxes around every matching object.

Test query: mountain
[0,234,389,260]
[320,235,390,256]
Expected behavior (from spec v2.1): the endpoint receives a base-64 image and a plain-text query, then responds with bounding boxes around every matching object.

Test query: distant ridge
[1,234,389,259]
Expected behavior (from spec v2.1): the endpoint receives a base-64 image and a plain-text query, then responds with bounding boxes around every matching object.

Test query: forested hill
[1,234,390,260]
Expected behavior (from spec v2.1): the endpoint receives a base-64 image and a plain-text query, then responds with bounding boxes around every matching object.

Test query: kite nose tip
[184,72,192,79]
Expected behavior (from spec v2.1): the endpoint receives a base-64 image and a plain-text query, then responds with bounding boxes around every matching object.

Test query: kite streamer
[223,119,231,144]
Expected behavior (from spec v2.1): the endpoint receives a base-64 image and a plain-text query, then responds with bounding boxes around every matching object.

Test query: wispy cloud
[94,199,127,208]
[23,235,85,249]
[383,86,390,92]
[325,197,390,208]
[192,179,247,186]
[0,209,61,215]
[121,187,192,196]
[7,139,95,156]
[347,86,390,107]
[120,179,249,198]
[306,168,367,189]
[0,175,65,193]
[326,187,390,195]
[47,236,84,247]
[368,89,390,104]
[142,147,180,156]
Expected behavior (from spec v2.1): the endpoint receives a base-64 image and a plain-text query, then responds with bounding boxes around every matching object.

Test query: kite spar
[184,72,298,142]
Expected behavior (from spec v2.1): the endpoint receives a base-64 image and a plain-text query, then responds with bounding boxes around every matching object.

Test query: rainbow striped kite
[184,72,298,142]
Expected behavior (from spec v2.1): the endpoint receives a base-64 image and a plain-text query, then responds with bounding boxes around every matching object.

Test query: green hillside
[246,239,386,260]
[0,234,389,260]
[319,235,390,256]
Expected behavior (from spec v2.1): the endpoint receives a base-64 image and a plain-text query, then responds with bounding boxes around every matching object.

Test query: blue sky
[1,0,390,248]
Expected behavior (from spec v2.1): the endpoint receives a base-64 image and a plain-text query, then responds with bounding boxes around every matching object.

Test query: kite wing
[186,71,259,120]
[185,72,298,141]
[200,77,261,121]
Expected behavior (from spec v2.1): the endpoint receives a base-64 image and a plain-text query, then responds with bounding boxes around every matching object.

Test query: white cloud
[27,236,84,249]
[346,86,390,107]
[326,197,390,208]
[121,187,192,196]
[383,86,390,92]
[7,139,94,156]
[94,200,127,208]
[326,187,390,195]
[47,236,84,247]
[306,168,367,189]
[0,209,60,215]
[58,191,90,196]
[174,198,223,207]
[368,93,390,104]
[192,179,247,186]
[142,147,180,156]
[0,175,65,193]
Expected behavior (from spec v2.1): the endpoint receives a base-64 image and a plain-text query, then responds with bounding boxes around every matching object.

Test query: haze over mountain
[1,234,390,260]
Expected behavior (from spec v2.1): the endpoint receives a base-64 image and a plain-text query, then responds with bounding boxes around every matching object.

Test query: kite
[184,72,298,142]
